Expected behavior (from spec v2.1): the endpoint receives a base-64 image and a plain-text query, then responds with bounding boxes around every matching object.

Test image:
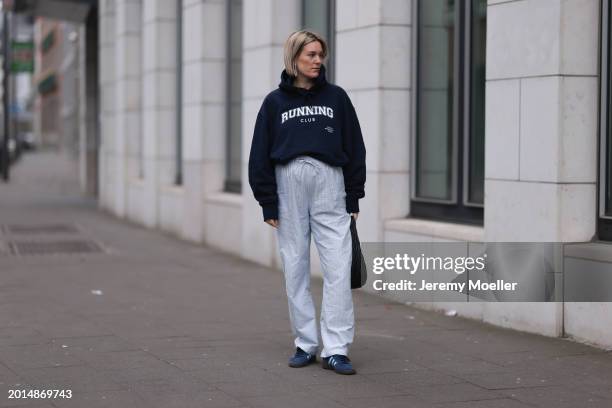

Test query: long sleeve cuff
[262,203,278,221]
[346,195,360,214]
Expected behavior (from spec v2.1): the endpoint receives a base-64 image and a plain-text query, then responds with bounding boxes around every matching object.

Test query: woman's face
[295,41,324,80]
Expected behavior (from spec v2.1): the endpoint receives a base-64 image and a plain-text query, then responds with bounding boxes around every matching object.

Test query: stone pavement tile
[407,382,505,404]
[356,323,426,339]
[94,319,191,341]
[479,343,608,367]
[432,398,532,408]
[498,385,611,408]
[393,312,488,333]
[420,327,599,359]
[488,340,600,362]
[188,365,286,385]
[0,318,74,344]
[102,362,188,385]
[137,335,219,352]
[182,322,288,341]
[129,374,218,396]
[421,354,506,375]
[351,336,419,360]
[0,362,20,382]
[126,374,243,407]
[145,345,215,361]
[386,347,506,376]
[47,390,147,408]
[137,390,245,408]
[18,365,126,393]
[553,352,612,375]
[164,356,244,372]
[186,335,291,349]
[341,395,433,408]
[177,338,285,356]
[187,344,292,369]
[237,392,348,408]
[498,349,607,368]
[0,327,49,348]
[477,350,551,367]
[425,334,535,359]
[357,317,451,338]
[261,363,376,386]
[305,378,406,401]
[162,343,287,372]
[213,379,306,399]
[583,384,612,401]
[458,371,560,390]
[363,369,465,390]
[48,335,140,353]
[490,356,612,389]
[0,344,84,371]
[26,318,113,340]
[346,355,426,375]
[67,349,169,371]
[354,335,416,352]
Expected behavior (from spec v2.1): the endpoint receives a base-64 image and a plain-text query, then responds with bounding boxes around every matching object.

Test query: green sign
[38,73,57,95]
[41,31,54,53]
[11,41,34,73]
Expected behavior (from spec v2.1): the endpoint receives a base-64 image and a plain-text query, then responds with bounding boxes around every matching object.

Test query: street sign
[11,40,33,72]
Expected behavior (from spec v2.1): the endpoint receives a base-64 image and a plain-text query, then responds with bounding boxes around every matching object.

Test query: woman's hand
[265,219,279,228]
[351,213,359,220]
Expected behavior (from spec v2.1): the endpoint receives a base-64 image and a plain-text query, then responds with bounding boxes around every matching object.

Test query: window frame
[410,0,485,225]
[599,0,612,240]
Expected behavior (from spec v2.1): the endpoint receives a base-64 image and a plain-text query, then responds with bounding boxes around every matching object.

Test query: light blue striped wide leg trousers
[275,155,354,358]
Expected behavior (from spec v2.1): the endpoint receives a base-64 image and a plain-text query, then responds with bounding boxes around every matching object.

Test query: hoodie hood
[279,64,328,96]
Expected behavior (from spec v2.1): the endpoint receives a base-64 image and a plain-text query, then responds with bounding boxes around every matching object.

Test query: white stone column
[141,0,177,228]
[336,0,412,242]
[181,0,227,242]
[484,0,599,335]
[98,0,116,210]
[241,0,301,266]
[114,0,142,217]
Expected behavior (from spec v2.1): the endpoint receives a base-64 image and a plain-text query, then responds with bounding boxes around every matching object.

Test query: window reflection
[468,0,486,205]
[416,0,455,201]
[226,0,242,192]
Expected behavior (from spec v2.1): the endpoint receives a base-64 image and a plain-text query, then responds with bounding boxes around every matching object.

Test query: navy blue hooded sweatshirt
[248,65,366,221]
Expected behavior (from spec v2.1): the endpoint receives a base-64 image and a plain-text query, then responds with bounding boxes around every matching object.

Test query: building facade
[97,0,612,348]
[34,19,64,148]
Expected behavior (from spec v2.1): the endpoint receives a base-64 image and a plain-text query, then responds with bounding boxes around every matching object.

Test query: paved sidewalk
[0,151,611,408]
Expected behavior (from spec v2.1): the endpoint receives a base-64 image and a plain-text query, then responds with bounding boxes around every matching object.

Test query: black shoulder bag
[350,216,367,289]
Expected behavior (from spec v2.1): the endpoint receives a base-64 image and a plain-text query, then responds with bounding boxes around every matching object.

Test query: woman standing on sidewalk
[248,30,366,375]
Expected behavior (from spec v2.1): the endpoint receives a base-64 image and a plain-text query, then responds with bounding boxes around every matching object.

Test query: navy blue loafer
[322,354,356,375]
[288,347,317,368]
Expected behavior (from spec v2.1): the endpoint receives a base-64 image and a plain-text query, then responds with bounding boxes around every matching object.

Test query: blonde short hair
[283,30,328,77]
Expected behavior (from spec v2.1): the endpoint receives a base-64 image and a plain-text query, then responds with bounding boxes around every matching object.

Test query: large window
[600,0,612,240]
[302,0,335,82]
[412,0,486,225]
[175,0,183,185]
[225,0,242,193]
